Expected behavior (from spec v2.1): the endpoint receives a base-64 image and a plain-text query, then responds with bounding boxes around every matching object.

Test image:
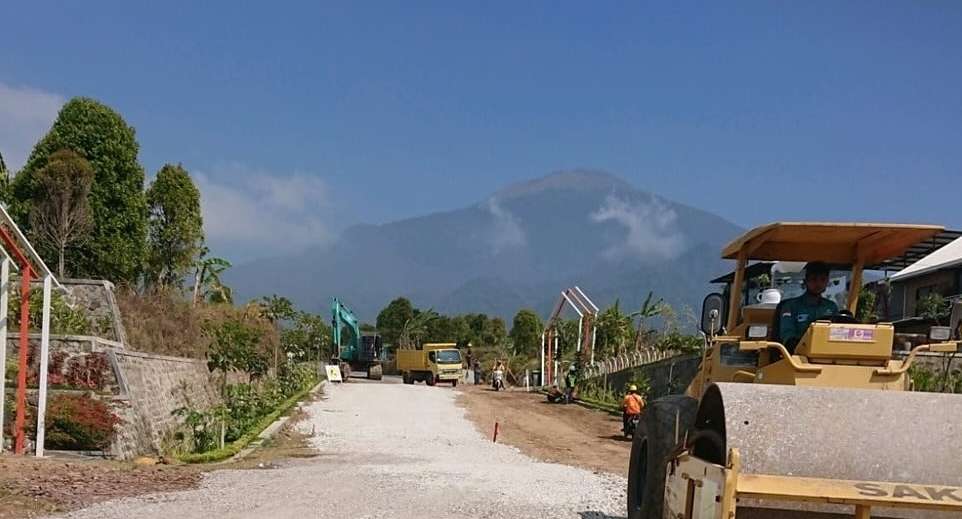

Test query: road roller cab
[627,222,962,519]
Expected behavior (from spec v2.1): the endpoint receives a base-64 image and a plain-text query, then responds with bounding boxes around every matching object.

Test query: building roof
[891,236,962,282]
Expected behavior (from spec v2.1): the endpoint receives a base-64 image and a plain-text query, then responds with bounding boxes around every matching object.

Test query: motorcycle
[492,369,505,391]
[623,413,641,439]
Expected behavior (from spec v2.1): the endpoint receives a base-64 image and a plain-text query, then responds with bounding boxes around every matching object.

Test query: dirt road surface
[458,385,631,477]
[56,380,626,519]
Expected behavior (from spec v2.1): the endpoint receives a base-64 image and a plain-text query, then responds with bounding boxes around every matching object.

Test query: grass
[175,381,320,464]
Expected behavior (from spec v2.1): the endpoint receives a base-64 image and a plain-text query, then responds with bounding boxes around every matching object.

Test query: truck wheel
[627,395,697,519]
[402,373,413,384]
[426,375,436,386]
[451,379,458,387]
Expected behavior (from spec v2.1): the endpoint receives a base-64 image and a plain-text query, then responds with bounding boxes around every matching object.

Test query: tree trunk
[192,265,205,307]
[58,245,65,279]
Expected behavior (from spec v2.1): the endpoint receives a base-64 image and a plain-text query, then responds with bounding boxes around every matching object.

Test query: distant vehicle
[491,369,505,391]
[397,343,463,386]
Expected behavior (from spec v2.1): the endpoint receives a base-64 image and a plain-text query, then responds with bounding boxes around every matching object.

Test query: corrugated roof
[891,236,962,281]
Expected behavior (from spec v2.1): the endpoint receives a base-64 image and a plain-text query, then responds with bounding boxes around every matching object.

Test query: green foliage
[192,248,232,304]
[259,295,295,324]
[11,97,148,283]
[282,312,331,362]
[176,381,316,463]
[376,297,414,346]
[509,309,543,356]
[146,164,204,288]
[398,308,439,348]
[631,291,665,348]
[917,293,950,323]
[856,290,878,323]
[174,364,318,458]
[8,284,90,335]
[204,318,268,382]
[45,393,122,451]
[28,149,95,278]
[0,150,8,198]
[595,299,633,357]
[910,364,962,394]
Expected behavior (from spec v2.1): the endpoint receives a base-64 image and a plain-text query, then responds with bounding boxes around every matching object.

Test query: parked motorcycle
[492,369,505,391]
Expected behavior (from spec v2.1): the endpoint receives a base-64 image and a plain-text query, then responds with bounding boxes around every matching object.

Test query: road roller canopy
[719,222,960,328]
[721,222,952,268]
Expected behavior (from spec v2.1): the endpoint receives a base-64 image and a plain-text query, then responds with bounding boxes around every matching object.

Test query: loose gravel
[56,381,627,519]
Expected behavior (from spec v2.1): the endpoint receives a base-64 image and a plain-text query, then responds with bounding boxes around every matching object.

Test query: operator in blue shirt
[776,261,839,352]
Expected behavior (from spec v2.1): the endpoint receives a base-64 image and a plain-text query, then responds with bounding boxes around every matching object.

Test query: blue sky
[1,1,960,261]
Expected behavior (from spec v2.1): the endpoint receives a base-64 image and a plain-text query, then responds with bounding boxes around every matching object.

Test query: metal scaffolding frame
[0,204,64,457]
[539,286,599,387]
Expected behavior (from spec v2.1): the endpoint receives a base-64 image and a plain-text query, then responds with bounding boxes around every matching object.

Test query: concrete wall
[582,353,702,400]
[61,279,128,344]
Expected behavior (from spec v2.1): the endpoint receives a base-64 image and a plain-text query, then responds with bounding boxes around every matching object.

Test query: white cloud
[485,196,526,252]
[194,162,332,260]
[590,195,685,260]
[0,83,65,171]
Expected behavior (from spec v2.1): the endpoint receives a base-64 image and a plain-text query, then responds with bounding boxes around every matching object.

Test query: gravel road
[58,381,627,519]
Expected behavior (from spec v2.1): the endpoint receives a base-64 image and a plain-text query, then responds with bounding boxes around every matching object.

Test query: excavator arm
[331,297,361,362]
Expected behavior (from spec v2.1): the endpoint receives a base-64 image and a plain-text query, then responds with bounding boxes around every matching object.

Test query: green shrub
[8,286,90,335]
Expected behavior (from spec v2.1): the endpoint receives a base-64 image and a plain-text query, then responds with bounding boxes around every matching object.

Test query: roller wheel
[627,395,698,519]
[368,364,383,380]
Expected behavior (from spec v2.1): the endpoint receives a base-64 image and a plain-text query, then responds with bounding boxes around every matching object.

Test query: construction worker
[776,261,839,352]
[622,384,645,434]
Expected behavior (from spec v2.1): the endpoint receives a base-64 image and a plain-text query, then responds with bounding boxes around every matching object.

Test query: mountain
[225,170,743,323]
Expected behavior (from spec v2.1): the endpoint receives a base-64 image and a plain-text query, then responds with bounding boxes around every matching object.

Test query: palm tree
[192,247,233,306]
[631,291,664,350]
[398,309,439,349]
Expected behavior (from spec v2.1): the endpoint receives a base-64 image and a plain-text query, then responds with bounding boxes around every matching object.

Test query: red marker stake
[493,421,500,443]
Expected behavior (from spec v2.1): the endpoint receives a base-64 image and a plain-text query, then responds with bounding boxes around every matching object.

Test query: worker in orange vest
[622,384,645,434]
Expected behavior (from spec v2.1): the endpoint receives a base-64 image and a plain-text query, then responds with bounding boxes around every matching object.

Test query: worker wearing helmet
[776,261,839,352]
[622,384,645,434]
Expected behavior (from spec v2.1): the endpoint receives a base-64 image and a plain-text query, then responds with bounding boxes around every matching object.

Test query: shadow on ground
[580,512,627,519]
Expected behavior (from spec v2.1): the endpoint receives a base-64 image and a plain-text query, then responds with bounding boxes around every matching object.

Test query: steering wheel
[827,310,859,324]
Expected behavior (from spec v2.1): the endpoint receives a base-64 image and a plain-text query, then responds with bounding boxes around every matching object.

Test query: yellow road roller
[627,222,962,519]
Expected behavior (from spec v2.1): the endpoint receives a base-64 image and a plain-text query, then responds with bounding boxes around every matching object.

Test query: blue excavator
[331,297,383,380]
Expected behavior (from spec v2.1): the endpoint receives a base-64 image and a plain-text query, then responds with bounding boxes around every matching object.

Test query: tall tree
[11,97,148,283]
[0,151,9,200]
[146,164,203,288]
[27,150,94,278]
[510,309,543,356]
[376,297,415,346]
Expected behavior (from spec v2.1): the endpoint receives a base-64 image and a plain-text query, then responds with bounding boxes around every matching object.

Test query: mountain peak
[492,169,634,200]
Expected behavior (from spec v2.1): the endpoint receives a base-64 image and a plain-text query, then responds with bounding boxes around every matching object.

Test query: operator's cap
[569,364,577,371]
[804,261,830,277]
[628,384,638,391]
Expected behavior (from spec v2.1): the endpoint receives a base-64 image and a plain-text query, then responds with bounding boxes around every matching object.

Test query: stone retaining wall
[3,334,235,458]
